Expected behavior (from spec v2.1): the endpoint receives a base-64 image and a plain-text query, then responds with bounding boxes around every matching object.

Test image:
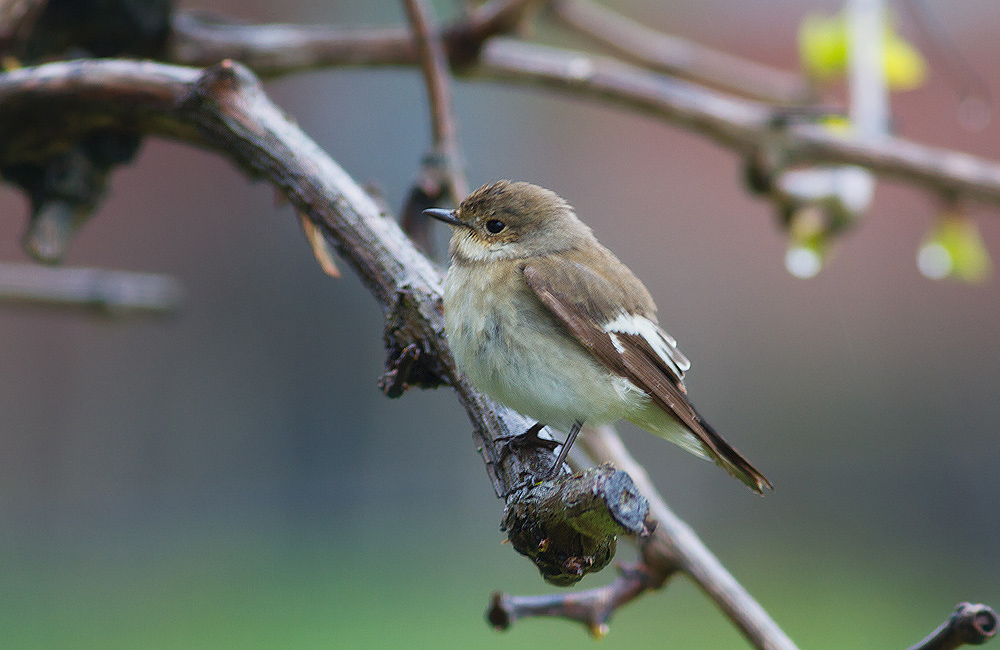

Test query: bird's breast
[442,262,647,431]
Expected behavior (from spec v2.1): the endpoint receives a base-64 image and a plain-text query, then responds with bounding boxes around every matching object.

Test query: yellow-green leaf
[883,35,926,90]
[917,213,992,282]
[799,12,926,90]
[799,14,848,80]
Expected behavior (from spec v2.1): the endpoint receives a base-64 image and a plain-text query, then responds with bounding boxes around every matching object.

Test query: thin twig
[167,14,415,74]
[405,0,462,159]
[400,0,468,252]
[548,0,811,104]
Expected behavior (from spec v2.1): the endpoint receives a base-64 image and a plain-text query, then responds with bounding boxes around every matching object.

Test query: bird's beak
[422,208,468,228]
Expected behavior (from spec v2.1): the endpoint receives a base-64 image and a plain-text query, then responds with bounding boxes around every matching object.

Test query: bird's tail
[690,406,772,494]
[628,403,773,494]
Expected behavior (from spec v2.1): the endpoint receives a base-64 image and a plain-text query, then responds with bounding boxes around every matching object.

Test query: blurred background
[1,0,998,648]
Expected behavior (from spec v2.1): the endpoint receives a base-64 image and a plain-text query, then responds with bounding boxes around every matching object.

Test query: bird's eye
[485,219,506,234]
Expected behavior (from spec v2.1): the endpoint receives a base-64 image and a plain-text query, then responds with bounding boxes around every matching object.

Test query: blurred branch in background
[166,5,1000,209]
[0,0,48,58]
[0,261,183,316]
[548,0,812,104]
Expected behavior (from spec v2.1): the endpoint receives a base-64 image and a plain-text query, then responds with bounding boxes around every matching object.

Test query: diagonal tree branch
[493,423,800,648]
[403,0,467,199]
[578,425,799,649]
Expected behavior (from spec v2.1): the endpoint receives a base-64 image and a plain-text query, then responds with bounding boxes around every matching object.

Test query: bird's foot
[494,422,559,464]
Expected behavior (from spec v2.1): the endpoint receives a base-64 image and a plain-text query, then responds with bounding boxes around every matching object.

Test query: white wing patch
[603,312,691,381]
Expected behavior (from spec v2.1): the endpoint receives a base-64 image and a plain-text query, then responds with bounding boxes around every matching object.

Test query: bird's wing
[523,257,771,493]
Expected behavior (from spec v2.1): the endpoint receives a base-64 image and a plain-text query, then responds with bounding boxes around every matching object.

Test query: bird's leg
[544,420,583,479]
[516,422,559,449]
[495,422,559,466]
[497,421,584,497]
[495,421,584,489]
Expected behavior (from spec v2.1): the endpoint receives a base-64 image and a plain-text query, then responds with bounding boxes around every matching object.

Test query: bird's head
[424,180,594,262]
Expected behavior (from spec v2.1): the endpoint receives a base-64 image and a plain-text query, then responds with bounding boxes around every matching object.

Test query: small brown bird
[425,180,770,493]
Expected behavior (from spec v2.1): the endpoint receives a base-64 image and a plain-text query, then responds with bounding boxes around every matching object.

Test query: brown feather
[523,263,772,493]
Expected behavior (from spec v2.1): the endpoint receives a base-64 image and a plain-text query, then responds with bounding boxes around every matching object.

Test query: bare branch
[402,0,466,197]
[0,261,183,315]
[548,0,811,104]
[476,39,1000,206]
[166,13,415,74]
[488,560,668,638]
[486,424,799,647]
[907,603,998,650]
[165,0,540,77]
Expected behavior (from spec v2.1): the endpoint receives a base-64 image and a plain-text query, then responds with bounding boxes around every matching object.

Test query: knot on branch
[501,463,649,586]
[443,0,539,69]
[378,289,450,396]
[950,603,997,646]
[908,602,998,650]
[189,58,263,112]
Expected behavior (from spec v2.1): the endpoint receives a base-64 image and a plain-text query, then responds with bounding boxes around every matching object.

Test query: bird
[424,180,771,493]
